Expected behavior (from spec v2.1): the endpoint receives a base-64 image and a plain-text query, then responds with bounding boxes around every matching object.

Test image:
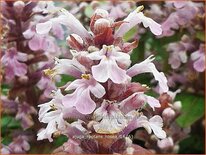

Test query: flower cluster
[145,1,205,94]
[36,5,169,154]
[134,89,191,153]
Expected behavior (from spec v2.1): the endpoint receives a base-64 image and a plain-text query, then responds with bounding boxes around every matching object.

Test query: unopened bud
[162,107,176,120]
[66,34,84,51]
[94,9,109,18]
[94,18,110,34]
[13,1,25,13]
[126,147,134,155]
[173,144,179,153]
[18,75,28,83]
[173,101,182,111]
[135,5,144,13]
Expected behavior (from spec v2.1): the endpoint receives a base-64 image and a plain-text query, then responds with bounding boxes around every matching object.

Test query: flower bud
[173,144,179,153]
[162,107,175,120]
[18,75,28,83]
[157,137,174,150]
[66,34,84,51]
[94,9,109,18]
[13,1,25,14]
[173,101,182,111]
[94,18,110,35]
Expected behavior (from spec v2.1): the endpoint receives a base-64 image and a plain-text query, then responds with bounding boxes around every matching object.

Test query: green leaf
[1,115,21,129]
[196,31,205,41]
[56,75,75,87]
[175,93,204,127]
[54,135,68,147]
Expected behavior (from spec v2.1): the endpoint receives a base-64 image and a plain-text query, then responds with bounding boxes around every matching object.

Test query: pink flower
[1,48,27,81]
[62,74,105,114]
[36,8,92,42]
[8,136,30,154]
[127,55,168,93]
[114,6,162,38]
[87,45,131,84]
[37,90,67,142]
[191,44,205,72]
[15,102,37,130]
[120,92,161,112]
[44,57,86,78]
[135,115,166,139]
[93,100,127,134]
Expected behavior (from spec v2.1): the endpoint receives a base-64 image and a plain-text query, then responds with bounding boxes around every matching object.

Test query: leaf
[53,135,68,148]
[175,93,204,127]
[56,75,75,87]
[196,31,205,41]
[1,115,21,129]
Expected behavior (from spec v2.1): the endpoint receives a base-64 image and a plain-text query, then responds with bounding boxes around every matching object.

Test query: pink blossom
[36,8,92,42]
[191,44,205,72]
[62,74,105,114]
[87,45,131,84]
[135,115,166,139]
[1,48,27,81]
[127,55,168,93]
[15,102,37,130]
[119,92,161,112]
[37,90,67,142]
[115,6,162,38]
[93,100,127,134]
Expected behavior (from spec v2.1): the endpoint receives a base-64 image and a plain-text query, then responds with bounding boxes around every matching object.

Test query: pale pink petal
[62,90,78,108]
[136,115,152,134]
[173,1,187,8]
[36,21,52,35]
[108,59,128,84]
[57,9,92,41]
[28,35,42,51]
[23,29,35,39]
[138,12,162,35]
[145,95,161,111]
[193,56,205,72]
[115,9,162,38]
[76,89,96,114]
[92,59,109,83]
[127,56,168,93]
[89,81,105,98]
[51,23,64,40]
[110,6,127,20]
[87,51,104,60]
[149,115,166,139]
[119,93,145,114]
[65,79,85,91]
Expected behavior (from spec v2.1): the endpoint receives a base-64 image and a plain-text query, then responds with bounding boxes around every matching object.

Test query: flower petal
[91,58,109,83]
[36,21,53,35]
[75,89,96,114]
[149,115,166,139]
[145,95,161,111]
[89,81,106,98]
